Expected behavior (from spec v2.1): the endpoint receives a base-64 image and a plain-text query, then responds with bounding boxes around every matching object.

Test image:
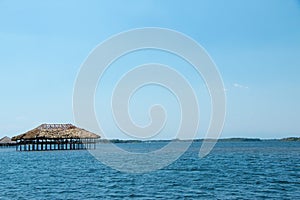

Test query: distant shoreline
[99,137,300,143]
[1,137,299,147]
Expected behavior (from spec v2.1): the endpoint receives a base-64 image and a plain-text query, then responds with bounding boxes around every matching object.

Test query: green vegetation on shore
[99,137,299,143]
[280,137,300,142]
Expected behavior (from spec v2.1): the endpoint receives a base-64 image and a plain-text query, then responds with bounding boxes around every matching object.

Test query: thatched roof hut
[0,136,16,145]
[12,124,100,151]
[0,136,16,144]
[12,124,100,141]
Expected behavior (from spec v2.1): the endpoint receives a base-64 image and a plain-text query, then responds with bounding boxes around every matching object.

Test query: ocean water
[0,141,299,199]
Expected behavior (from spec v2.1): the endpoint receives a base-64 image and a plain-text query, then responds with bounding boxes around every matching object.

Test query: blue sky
[0,0,299,139]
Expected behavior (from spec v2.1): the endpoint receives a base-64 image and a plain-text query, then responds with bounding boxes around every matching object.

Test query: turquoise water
[0,141,299,199]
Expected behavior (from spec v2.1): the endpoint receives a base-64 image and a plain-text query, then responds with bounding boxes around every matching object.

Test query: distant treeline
[280,137,300,141]
[99,137,300,143]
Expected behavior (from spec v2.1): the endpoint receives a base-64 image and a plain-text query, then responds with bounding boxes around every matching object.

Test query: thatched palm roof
[12,124,100,141]
[0,136,16,144]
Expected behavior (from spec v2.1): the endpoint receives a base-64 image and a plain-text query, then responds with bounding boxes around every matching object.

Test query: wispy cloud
[233,83,249,89]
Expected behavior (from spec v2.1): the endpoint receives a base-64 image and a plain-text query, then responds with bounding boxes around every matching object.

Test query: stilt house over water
[12,124,100,151]
[0,136,16,148]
